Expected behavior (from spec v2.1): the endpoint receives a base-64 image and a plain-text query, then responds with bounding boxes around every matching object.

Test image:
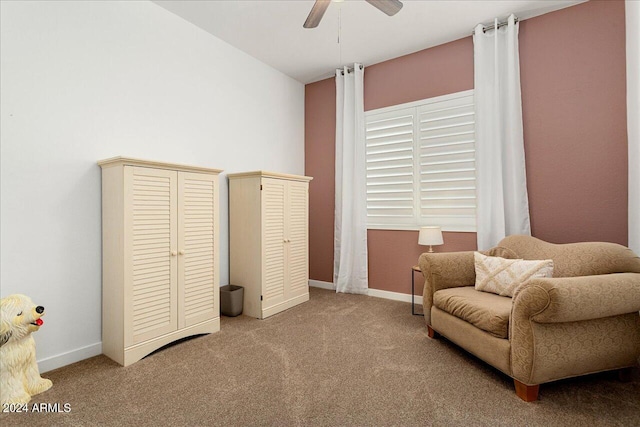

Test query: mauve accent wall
[364,37,474,111]
[305,0,628,295]
[520,0,628,245]
[305,78,336,283]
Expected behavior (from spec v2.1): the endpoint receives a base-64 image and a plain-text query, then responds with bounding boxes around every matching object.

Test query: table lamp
[418,226,443,253]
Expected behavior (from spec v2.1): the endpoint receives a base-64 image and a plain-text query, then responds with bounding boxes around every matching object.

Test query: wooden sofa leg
[514,380,539,402]
[427,325,439,339]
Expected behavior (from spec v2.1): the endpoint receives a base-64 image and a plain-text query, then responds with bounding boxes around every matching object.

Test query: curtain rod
[474,16,519,34]
[339,64,364,75]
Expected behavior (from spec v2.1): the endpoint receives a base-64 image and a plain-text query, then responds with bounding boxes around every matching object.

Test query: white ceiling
[154,0,584,84]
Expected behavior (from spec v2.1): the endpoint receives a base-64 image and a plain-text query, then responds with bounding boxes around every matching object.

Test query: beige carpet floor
[1,287,639,426]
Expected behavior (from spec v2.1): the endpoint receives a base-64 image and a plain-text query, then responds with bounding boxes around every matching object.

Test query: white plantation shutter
[418,92,476,231]
[365,90,476,231]
[365,108,416,226]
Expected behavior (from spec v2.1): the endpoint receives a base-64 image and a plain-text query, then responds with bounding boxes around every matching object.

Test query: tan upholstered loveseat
[419,235,640,401]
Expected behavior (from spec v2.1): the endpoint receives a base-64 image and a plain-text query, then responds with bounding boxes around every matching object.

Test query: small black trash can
[220,285,243,317]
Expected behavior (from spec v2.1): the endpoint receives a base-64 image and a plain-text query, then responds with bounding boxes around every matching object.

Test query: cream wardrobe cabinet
[99,157,221,366]
[228,171,312,319]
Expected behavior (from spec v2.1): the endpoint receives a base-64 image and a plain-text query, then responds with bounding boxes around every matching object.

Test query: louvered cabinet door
[286,181,309,299]
[124,166,178,347]
[178,172,218,328]
[261,178,287,311]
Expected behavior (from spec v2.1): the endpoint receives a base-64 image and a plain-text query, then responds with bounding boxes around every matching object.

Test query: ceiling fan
[303,0,404,29]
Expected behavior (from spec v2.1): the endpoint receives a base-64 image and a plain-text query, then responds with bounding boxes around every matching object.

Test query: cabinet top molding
[98,156,223,174]
[227,171,313,182]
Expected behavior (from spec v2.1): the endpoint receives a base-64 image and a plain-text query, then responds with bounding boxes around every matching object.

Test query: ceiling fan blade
[365,0,403,16]
[304,0,331,29]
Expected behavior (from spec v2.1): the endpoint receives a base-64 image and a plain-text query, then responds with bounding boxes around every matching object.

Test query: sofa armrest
[419,251,476,325]
[512,273,640,324]
[510,273,640,384]
[419,252,477,292]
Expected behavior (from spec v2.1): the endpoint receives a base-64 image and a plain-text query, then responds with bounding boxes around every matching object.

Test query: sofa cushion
[474,252,554,297]
[433,286,512,338]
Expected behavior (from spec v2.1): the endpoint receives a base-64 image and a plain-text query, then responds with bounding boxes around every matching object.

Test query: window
[365,90,476,232]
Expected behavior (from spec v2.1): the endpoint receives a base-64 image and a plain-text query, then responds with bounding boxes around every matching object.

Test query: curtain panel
[334,64,368,294]
[474,14,531,250]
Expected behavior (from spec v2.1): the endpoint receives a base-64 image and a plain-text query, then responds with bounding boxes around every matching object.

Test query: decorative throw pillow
[474,252,554,297]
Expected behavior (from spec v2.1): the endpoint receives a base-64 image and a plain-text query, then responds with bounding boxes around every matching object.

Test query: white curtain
[334,64,368,294]
[474,14,531,250]
[627,0,640,254]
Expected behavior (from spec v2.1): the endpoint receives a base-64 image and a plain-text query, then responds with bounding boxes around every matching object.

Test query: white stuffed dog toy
[0,294,53,405]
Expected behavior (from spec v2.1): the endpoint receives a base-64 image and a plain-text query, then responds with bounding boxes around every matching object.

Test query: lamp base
[428,246,434,253]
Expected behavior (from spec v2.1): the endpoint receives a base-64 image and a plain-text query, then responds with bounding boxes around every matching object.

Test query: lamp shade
[418,226,443,246]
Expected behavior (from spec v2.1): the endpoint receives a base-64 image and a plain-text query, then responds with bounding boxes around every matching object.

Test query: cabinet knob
[179,250,185,255]
[171,251,177,256]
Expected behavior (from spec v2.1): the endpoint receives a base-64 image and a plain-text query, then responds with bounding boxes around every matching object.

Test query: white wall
[627,0,640,254]
[0,0,304,372]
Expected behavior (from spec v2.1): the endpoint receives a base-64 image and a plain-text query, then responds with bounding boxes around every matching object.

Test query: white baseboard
[309,280,422,305]
[309,279,335,290]
[367,288,423,305]
[38,342,102,374]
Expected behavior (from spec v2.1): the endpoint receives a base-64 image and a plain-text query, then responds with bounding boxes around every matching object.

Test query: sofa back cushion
[495,235,640,277]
